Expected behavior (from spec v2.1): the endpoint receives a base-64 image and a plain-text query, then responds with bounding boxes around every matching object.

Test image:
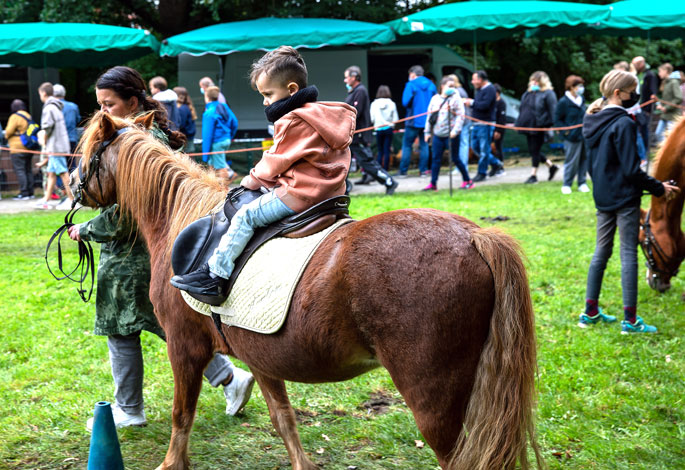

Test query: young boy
[171,46,357,305]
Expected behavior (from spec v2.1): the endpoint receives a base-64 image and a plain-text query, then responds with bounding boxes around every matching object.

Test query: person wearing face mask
[198,77,227,105]
[580,69,679,334]
[422,76,470,190]
[515,71,559,184]
[554,75,589,194]
[172,47,357,303]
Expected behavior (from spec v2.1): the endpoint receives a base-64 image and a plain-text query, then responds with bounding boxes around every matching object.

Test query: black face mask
[621,91,640,109]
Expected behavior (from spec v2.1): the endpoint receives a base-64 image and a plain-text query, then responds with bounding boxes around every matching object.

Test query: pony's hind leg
[158,332,214,470]
[253,372,318,470]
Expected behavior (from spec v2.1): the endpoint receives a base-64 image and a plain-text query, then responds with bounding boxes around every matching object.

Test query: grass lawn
[0,182,683,470]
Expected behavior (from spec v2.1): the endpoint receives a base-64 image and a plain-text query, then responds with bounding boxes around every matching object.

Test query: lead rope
[44,203,95,302]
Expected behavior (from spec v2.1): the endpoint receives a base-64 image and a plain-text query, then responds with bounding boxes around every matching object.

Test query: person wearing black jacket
[631,56,660,150]
[580,69,678,334]
[344,66,397,195]
[554,75,588,194]
[515,71,559,184]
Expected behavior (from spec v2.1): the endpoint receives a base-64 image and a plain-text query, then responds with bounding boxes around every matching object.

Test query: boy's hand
[424,134,431,143]
[35,159,47,168]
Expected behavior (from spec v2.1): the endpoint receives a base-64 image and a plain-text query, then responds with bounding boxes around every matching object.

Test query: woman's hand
[424,134,431,143]
[68,224,81,242]
[662,182,680,201]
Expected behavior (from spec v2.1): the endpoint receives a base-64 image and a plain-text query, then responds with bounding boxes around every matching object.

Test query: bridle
[45,127,130,302]
[639,207,684,282]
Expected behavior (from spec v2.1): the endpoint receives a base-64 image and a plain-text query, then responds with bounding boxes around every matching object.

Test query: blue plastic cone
[87,401,125,470]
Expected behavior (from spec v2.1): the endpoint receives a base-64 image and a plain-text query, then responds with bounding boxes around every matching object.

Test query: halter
[639,206,685,282]
[45,127,130,302]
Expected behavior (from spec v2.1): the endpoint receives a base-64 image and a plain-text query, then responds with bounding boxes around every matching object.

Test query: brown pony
[73,112,543,470]
[640,117,685,292]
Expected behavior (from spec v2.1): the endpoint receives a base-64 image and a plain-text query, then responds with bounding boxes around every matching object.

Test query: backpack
[16,112,41,150]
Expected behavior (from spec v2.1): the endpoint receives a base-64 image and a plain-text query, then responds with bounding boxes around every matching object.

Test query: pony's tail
[449,227,545,470]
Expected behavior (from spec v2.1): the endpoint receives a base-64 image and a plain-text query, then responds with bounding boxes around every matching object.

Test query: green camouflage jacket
[79,203,165,339]
[79,124,173,338]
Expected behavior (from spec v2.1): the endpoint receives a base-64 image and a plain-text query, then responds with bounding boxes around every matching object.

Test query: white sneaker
[86,403,146,432]
[578,183,590,193]
[55,199,74,210]
[561,186,572,195]
[224,367,255,416]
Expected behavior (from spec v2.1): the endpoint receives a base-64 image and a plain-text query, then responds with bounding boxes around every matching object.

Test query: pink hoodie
[241,101,357,212]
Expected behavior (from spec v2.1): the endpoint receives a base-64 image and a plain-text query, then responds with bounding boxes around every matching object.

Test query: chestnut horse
[73,112,542,470]
[640,118,685,292]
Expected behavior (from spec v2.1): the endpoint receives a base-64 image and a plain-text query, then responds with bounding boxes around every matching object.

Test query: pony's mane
[651,115,685,182]
[80,113,226,254]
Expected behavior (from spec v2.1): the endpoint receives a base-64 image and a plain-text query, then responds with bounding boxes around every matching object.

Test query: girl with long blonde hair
[580,69,679,333]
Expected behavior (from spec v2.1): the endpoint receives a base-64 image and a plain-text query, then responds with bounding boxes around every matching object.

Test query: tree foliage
[2,0,683,104]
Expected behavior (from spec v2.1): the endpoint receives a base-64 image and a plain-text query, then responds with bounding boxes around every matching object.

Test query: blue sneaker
[578,308,617,328]
[621,316,657,334]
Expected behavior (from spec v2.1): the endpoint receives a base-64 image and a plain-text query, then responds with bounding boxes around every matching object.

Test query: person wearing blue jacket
[580,69,678,334]
[398,65,436,176]
[202,86,238,184]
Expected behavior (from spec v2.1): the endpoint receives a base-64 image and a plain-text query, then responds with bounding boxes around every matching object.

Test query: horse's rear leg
[254,372,318,470]
[157,334,212,470]
[386,358,482,469]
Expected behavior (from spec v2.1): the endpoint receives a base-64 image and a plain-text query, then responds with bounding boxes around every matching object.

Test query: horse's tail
[449,226,545,470]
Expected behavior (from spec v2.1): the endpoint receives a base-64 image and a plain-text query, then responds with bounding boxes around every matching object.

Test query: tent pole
[218,56,227,94]
[473,30,477,69]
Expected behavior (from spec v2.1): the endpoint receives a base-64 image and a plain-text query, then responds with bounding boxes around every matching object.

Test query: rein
[639,189,685,281]
[45,128,130,302]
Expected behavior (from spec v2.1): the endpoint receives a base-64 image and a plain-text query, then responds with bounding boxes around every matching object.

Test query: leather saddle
[171,187,351,303]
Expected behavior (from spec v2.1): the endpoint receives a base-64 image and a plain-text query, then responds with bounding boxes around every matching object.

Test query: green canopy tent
[160,17,396,57]
[384,1,611,66]
[528,0,685,40]
[0,22,160,68]
[160,17,396,93]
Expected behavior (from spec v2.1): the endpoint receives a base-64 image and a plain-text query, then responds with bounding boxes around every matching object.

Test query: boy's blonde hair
[587,69,638,114]
[206,86,220,102]
[250,46,308,90]
[528,71,553,92]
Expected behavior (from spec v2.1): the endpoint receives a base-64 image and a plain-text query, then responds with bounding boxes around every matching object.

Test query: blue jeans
[400,126,429,174]
[376,128,393,170]
[208,191,296,279]
[471,124,502,176]
[430,135,470,185]
[459,119,472,166]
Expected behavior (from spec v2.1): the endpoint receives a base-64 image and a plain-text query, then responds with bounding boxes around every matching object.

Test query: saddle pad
[181,218,352,334]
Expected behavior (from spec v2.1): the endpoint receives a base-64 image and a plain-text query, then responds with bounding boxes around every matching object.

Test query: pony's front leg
[157,333,212,470]
[254,372,318,470]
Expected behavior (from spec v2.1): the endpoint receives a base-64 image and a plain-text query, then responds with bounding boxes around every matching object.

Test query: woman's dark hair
[375,85,391,99]
[96,66,186,150]
[11,99,27,113]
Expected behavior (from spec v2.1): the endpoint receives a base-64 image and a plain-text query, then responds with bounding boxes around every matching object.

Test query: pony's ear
[99,112,119,140]
[133,112,155,130]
